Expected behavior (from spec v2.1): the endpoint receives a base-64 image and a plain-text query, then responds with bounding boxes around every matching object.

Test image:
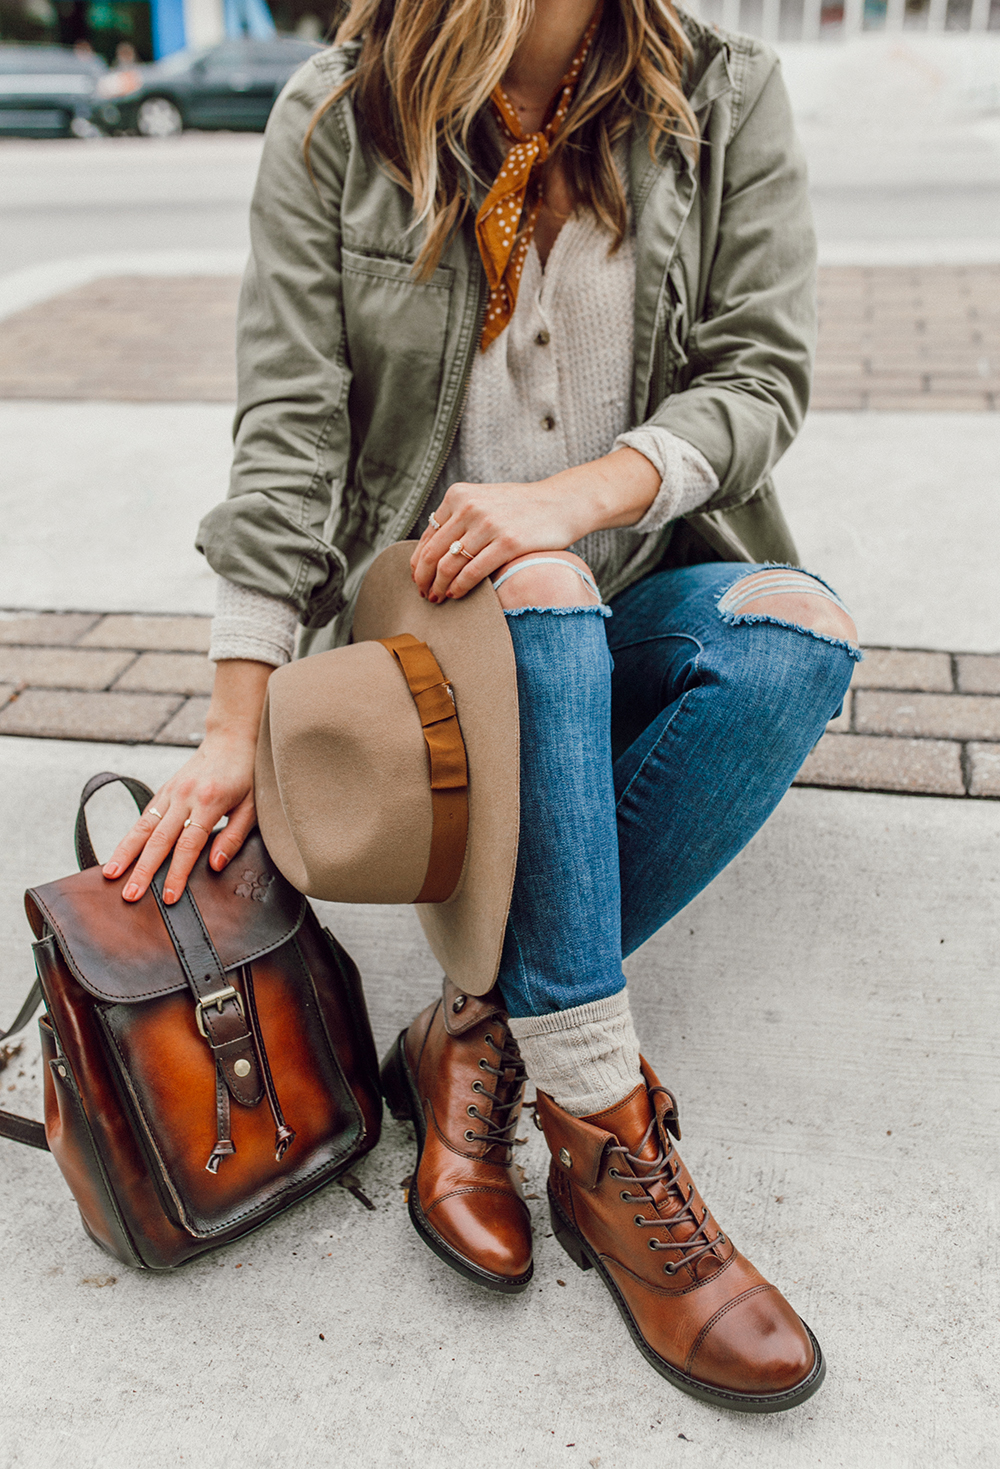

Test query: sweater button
[535,329,551,346]
[541,414,556,431]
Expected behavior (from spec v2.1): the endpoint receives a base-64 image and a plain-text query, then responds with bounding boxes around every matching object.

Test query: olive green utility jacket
[196,13,816,655]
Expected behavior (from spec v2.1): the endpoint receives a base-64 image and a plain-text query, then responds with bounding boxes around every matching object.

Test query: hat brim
[352,542,519,997]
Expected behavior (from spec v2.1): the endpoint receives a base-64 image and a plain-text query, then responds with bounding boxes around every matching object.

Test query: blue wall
[150,0,185,57]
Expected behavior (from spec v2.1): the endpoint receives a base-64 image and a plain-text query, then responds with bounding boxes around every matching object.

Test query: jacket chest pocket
[340,249,454,490]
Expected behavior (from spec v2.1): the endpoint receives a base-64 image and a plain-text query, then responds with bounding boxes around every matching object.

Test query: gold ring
[449,540,474,561]
[428,512,441,531]
[183,818,210,834]
[148,807,164,820]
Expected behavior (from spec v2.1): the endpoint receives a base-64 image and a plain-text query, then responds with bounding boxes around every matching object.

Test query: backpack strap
[0,978,47,1150]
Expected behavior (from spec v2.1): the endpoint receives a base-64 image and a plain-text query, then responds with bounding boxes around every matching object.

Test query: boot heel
[379,1031,414,1122]
[549,1199,593,1272]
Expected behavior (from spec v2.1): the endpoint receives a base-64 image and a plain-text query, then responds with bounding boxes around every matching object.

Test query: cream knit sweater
[210,213,718,666]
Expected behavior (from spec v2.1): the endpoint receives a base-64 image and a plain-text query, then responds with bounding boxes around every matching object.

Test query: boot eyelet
[471,1080,484,1093]
[620,1191,632,1202]
[478,1058,489,1070]
[647,1238,660,1250]
[633,1215,645,1227]
[464,1129,477,1142]
[663,1261,678,1275]
[467,1105,478,1117]
[608,1169,621,1179]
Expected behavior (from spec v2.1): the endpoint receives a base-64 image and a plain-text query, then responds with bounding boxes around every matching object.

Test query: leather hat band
[378,634,470,904]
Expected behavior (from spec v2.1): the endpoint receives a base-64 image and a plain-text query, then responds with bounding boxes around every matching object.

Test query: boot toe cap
[688,1285,816,1397]
[424,1188,532,1282]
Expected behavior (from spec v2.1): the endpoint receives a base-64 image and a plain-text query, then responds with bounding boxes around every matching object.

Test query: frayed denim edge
[711,560,847,609]
[503,604,612,619]
[719,609,863,660]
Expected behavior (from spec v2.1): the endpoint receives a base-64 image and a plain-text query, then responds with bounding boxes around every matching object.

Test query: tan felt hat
[254,541,520,997]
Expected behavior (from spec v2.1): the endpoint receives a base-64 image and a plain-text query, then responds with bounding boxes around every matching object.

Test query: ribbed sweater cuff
[509,990,642,1118]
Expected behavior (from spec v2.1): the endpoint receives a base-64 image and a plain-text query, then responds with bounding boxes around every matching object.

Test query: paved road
[2,35,1000,274]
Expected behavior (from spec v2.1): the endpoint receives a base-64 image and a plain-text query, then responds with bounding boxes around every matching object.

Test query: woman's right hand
[102,659,274,906]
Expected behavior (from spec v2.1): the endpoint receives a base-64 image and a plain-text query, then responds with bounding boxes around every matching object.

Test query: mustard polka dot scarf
[475,4,603,352]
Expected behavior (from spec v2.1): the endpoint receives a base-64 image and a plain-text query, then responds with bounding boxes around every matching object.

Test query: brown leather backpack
[0,773,382,1270]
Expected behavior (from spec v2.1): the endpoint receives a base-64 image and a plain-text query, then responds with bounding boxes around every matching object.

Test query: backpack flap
[24,830,306,1003]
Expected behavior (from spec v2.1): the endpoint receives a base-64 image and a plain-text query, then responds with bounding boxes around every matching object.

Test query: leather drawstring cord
[241,964,296,1163]
[205,1064,237,1174]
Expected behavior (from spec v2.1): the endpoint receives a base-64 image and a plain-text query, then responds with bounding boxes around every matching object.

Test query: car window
[200,42,254,73]
[154,48,206,77]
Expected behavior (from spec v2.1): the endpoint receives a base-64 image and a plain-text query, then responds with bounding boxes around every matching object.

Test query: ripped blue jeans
[496,561,860,1019]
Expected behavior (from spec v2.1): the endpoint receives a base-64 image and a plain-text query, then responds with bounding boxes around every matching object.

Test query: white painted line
[0,249,247,322]
[818,239,1000,267]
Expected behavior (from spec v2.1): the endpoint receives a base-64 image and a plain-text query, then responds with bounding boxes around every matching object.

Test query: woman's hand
[410,448,661,601]
[102,659,273,906]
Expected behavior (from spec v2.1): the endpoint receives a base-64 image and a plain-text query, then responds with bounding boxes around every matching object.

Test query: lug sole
[549,1186,826,1414]
[379,1029,533,1296]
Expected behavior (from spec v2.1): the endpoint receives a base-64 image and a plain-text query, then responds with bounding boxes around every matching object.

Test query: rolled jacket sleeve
[640,54,817,504]
[195,55,354,627]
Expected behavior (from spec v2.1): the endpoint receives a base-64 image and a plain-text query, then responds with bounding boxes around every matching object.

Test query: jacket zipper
[403,271,490,538]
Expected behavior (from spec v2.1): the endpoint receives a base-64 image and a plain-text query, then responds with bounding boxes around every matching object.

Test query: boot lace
[607,1095,723,1277]
[463,1031,526,1157]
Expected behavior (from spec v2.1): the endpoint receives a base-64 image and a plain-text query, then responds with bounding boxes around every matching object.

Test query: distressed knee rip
[493,554,611,617]
[717,567,861,656]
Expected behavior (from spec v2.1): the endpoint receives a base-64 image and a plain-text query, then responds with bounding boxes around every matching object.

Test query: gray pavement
[3,404,997,655]
[1,737,998,1466]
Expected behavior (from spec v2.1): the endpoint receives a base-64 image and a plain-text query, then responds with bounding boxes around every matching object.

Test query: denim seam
[615,648,705,817]
[716,612,863,660]
[503,605,612,619]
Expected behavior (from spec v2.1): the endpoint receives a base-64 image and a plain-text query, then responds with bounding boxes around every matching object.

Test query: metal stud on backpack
[0,772,382,1269]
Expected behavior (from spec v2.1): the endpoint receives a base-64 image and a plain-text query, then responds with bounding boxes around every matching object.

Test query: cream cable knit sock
[508,990,643,1119]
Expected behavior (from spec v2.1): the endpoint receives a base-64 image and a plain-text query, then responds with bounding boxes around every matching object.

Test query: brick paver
[0,613,997,799]
[0,689,182,743]
[813,265,1000,411]
[956,654,1000,695]
[854,690,1000,742]
[0,276,239,402]
[113,652,214,696]
[0,612,101,646]
[967,743,1000,798]
[154,697,211,747]
[795,732,965,796]
[78,614,212,654]
[0,266,997,409]
[0,647,135,691]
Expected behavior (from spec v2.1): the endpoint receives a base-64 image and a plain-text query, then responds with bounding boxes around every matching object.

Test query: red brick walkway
[0,611,997,799]
[0,266,998,408]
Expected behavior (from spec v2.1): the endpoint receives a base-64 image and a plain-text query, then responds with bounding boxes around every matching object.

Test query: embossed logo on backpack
[234,869,273,902]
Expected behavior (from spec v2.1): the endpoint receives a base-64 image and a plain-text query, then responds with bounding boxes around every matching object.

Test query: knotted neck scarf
[474,3,603,352]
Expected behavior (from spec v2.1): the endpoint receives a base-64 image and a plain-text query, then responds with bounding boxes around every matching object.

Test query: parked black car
[92,37,322,136]
[0,43,106,138]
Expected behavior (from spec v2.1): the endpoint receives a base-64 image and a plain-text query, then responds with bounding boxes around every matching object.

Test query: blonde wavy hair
[307,0,697,278]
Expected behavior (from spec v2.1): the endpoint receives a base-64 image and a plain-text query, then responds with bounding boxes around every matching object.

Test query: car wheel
[136,96,183,138]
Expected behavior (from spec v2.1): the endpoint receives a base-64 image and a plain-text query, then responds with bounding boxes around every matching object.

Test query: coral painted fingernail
[122,883,139,901]
[104,863,120,878]
[213,853,228,870]
[163,889,176,904]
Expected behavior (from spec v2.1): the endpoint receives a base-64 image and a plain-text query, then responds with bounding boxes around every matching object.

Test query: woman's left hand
[409,450,661,601]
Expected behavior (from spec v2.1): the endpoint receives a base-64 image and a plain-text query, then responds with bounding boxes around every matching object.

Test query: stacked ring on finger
[428,512,441,531]
[183,818,211,834]
[449,540,475,561]
[148,807,164,821]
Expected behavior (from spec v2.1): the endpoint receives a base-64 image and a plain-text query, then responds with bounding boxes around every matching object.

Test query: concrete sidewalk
[0,737,997,1467]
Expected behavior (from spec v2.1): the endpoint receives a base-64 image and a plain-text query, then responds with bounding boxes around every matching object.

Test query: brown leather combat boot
[380,977,532,1293]
[536,1059,825,1412]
